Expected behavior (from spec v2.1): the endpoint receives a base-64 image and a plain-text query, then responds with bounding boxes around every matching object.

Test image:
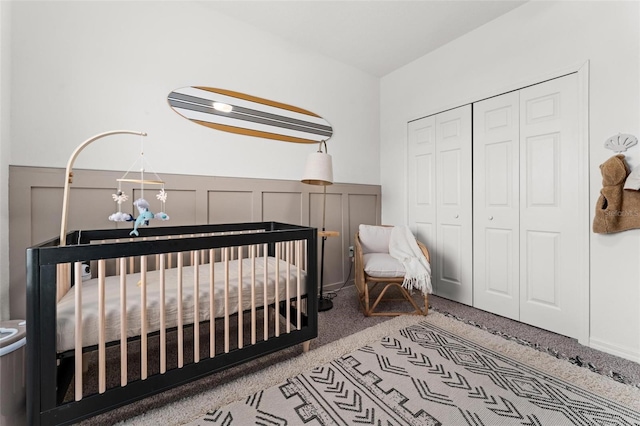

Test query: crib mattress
[56,257,307,353]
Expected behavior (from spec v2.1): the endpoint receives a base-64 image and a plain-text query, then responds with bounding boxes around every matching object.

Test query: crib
[26,222,318,425]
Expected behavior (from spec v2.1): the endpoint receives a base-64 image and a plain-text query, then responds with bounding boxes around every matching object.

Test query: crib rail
[26,222,317,426]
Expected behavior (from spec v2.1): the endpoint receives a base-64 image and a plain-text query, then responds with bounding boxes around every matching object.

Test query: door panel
[439,224,462,283]
[436,105,472,305]
[526,133,560,207]
[407,116,437,289]
[473,92,520,319]
[484,229,513,296]
[519,74,580,338]
[525,230,560,307]
[416,154,434,205]
[415,223,434,254]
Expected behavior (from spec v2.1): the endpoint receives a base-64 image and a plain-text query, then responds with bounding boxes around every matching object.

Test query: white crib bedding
[56,256,307,353]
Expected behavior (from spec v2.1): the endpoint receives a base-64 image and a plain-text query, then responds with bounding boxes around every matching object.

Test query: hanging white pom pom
[156,189,168,203]
[112,191,129,205]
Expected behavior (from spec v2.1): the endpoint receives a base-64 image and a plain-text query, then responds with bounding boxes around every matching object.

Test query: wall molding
[589,337,640,363]
[9,165,381,319]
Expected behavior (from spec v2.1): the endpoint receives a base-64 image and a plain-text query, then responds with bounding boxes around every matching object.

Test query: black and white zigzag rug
[190,321,640,425]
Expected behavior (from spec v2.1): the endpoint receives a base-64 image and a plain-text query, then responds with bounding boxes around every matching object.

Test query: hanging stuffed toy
[110,188,170,235]
[128,198,168,236]
[593,154,640,233]
[108,134,170,235]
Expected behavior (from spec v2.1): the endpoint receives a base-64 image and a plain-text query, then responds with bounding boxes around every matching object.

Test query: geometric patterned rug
[191,321,640,425]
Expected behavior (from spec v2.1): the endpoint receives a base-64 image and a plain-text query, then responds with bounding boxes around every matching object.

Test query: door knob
[488,216,493,220]
[454,214,459,219]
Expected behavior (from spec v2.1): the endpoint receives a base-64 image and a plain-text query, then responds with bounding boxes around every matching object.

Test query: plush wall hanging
[167,87,333,144]
[593,154,640,233]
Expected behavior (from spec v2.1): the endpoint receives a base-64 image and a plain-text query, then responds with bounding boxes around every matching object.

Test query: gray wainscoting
[8,166,381,320]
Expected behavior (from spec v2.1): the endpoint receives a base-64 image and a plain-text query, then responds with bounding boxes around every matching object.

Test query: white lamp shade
[301,151,333,185]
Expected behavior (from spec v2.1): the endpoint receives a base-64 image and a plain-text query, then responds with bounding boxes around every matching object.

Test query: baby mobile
[108,134,170,236]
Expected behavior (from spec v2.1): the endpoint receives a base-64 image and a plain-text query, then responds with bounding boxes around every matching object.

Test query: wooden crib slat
[177,252,184,368]
[250,245,256,345]
[201,234,206,264]
[119,257,127,386]
[286,241,291,333]
[193,251,200,363]
[224,247,230,354]
[159,254,166,374]
[263,244,268,342]
[74,262,83,401]
[115,240,121,275]
[48,275,65,319]
[237,246,243,350]
[209,248,215,358]
[98,259,107,393]
[297,240,302,331]
[275,243,280,337]
[141,256,148,380]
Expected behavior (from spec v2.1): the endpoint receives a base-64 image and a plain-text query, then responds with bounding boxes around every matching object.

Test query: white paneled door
[519,74,580,338]
[408,74,583,333]
[408,105,472,305]
[473,74,582,339]
[435,106,473,305]
[407,115,438,288]
[473,91,520,320]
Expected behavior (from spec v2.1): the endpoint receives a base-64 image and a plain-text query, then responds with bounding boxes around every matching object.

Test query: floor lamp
[301,140,335,312]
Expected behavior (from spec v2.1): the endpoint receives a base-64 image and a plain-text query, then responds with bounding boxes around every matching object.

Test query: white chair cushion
[358,224,393,254]
[363,253,405,278]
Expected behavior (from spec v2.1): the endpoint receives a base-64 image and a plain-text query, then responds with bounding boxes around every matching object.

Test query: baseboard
[589,337,640,363]
[323,280,354,293]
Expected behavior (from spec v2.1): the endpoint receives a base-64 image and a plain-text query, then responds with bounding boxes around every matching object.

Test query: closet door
[435,105,473,305]
[407,116,438,289]
[519,74,581,338]
[473,92,520,320]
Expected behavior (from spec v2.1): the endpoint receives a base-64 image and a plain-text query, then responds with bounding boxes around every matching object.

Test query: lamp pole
[301,139,336,311]
[318,183,332,311]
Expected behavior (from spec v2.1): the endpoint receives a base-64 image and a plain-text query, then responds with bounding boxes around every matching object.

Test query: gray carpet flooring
[426,292,640,388]
[80,285,640,425]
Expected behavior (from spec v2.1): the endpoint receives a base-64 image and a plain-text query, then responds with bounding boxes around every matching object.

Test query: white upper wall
[9,1,379,185]
[380,1,640,361]
[3,1,379,320]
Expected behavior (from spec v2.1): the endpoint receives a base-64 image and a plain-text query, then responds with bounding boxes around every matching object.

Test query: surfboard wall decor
[167,86,333,144]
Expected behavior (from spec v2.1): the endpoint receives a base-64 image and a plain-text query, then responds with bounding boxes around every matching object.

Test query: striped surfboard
[167,86,333,144]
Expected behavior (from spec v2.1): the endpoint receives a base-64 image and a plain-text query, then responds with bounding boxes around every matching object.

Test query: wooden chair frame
[354,230,429,317]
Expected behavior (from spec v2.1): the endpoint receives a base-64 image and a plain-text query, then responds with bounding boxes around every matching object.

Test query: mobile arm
[59,130,147,246]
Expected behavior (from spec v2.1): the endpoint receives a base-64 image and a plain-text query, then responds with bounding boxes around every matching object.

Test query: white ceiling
[203,1,528,77]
